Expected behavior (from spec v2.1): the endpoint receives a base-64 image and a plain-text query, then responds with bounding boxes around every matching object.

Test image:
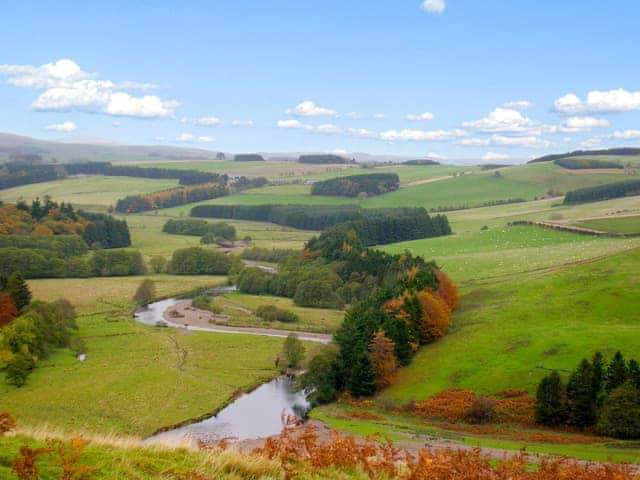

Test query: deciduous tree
[0,292,18,327]
[368,331,397,390]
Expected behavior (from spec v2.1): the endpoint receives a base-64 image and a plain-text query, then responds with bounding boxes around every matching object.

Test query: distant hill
[0,132,222,163]
[528,148,640,164]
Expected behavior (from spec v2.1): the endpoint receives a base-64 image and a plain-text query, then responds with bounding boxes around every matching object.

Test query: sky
[1,0,640,162]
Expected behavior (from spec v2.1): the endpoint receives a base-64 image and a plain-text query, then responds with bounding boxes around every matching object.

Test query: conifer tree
[535,370,567,426]
[606,351,628,394]
[596,382,640,439]
[347,349,377,397]
[6,272,31,311]
[627,359,640,394]
[566,359,597,428]
[591,351,605,406]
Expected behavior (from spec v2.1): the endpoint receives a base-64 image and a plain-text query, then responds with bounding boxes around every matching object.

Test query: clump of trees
[294,227,458,402]
[564,179,640,204]
[115,183,229,213]
[90,250,146,276]
[0,286,77,387]
[298,154,354,164]
[310,173,399,197]
[162,219,236,243]
[240,247,299,264]
[234,154,265,162]
[535,351,640,438]
[403,159,440,166]
[256,305,299,323]
[281,334,305,369]
[168,247,234,275]
[0,161,65,189]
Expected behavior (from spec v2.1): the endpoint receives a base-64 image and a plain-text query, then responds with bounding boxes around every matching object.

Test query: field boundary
[508,220,640,238]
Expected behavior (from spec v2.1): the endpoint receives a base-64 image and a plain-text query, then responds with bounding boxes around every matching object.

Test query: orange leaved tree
[0,292,19,327]
[417,289,451,344]
[435,269,459,311]
[368,331,397,389]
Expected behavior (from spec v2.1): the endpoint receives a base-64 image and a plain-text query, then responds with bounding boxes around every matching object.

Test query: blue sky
[1,0,640,161]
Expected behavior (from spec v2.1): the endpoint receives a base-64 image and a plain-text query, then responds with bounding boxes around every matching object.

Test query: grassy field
[381,247,640,401]
[28,275,226,313]
[213,292,344,334]
[380,224,640,284]
[0,275,292,437]
[0,175,179,210]
[574,215,640,235]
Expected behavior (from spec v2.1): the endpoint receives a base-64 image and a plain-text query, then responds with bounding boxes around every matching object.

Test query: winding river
[135,298,314,444]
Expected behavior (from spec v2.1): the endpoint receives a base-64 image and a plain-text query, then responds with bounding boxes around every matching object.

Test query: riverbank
[161,299,332,343]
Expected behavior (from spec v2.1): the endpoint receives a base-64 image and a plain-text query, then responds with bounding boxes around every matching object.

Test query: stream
[135,297,313,444]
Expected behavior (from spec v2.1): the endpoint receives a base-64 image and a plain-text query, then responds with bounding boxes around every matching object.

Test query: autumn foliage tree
[417,289,451,344]
[368,331,397,390]
[435,269,459,310]
[0,292,19,327]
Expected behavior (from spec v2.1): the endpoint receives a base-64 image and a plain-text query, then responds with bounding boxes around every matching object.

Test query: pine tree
[347,349,377,397]
[535,370,567,426]
[7,272,31,311]
[627,359,640,394]
[566,359,597,428]
[606,351,628,394]
[591,351,605,406]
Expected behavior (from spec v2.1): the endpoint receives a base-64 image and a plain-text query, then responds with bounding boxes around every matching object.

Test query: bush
[466,396,497,424]
[5,352,33,387]
[168,247,232,275]
[596,382,640,439]
[133,279,156,306]
[256,304,299,323]
[191,295,222,314]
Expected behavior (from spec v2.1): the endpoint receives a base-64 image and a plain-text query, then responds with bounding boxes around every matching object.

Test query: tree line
[554,158,623,170]
[115,183,229,213]
[66,161,227,185]
[535,351,640,438]
[0,162,66,189]
[310,173,400,197]
[234,154,265,162]
[529,148,640,164]
[563,179,640,204]
[298,154,354,164]
[190,204,432,231]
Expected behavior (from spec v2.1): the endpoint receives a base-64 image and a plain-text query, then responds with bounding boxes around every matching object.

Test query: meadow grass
[214,292,344,333]
[575,215,640,234]
[379,225,640,284]
[381,247,640,401]
[0,175,179,210]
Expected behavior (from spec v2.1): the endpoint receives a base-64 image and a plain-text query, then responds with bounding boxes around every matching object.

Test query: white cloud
[231,119,254,127]
[373,113,386,119]
[562,116,610,131]
[177,133,195,142]
[346,127,378,139]
[330,148,348,155]
[427,152,447,160]
[421,0,446,14]
[0,59,178,118]
[406,112,435,121]
[276,119,341,135]
[194,116,222,126]
[555,89,640,114]
[462,108,545,135]
[379,128,466,142]
[481,152,510,161]
[460,134,550,148]
[286,100,337,117]
[198,136,215,143]
[612,129,640,139]
[44,121,77,132]
[502,100,532,110]
[581,137,603,148]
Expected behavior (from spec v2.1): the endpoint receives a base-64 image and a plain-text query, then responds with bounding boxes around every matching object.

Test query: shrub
[466,396,497,424]
[191,295,222,314]
[133,279,156,306]
[596,382,640,439]
[168,247,233,275]
[5,352,34,387]
[256,304,299,323]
